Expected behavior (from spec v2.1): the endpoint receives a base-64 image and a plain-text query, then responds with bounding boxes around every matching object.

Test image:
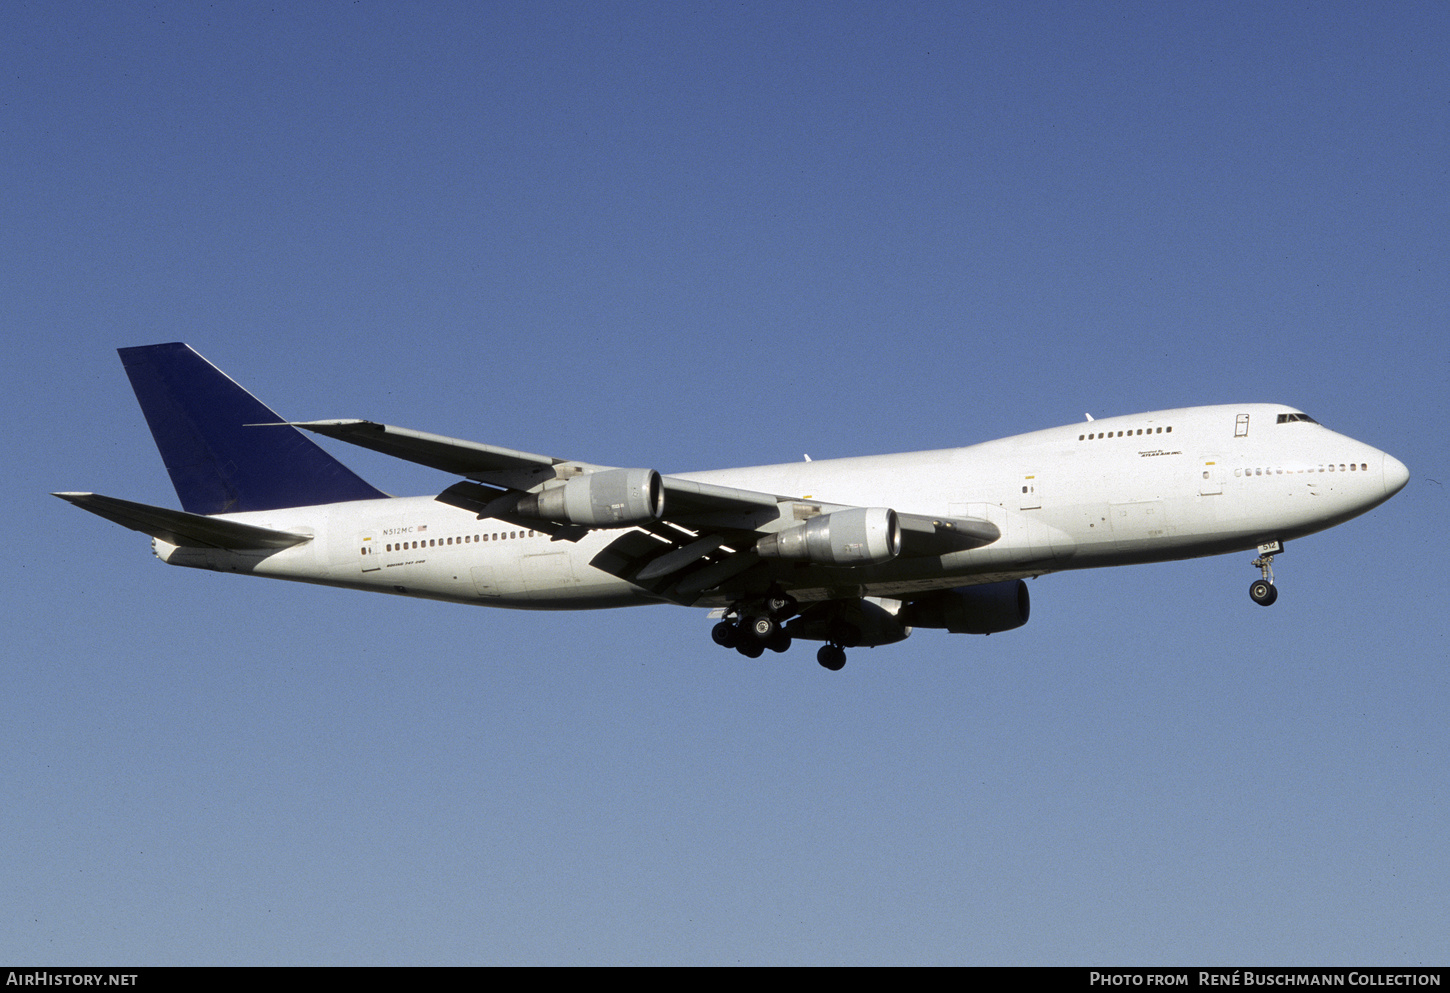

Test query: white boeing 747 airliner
[57,344,1408,670]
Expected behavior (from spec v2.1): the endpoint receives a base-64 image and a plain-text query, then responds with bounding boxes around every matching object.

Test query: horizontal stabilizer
[53,492,312,550]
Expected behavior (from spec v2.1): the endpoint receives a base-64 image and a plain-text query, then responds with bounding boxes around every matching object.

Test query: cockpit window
[1276,413,1319,424]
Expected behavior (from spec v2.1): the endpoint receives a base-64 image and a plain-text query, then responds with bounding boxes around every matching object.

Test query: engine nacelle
[756,507,902,566]
[903,580,1030,635]
[516,468,664,527]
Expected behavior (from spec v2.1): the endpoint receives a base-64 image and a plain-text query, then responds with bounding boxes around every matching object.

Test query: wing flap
[54,492,312,550]
[634,534,729,581]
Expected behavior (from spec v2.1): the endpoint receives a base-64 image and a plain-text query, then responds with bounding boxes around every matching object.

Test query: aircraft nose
[1383,453,1410,498]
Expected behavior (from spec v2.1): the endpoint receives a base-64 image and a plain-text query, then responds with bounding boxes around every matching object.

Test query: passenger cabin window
[1079,425,1171,442]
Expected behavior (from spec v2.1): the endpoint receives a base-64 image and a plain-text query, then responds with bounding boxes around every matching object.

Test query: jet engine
[901,580,1030,635]
[755,507,901,566]
[516,468,664,527]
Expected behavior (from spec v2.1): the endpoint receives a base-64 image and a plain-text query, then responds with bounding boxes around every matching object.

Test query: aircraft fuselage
[156,403,1407,610]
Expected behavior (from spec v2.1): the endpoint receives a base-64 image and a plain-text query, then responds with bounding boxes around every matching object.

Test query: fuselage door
[1019,474,1041,510]
[1199,459,1224,496]
[360,531,381,572]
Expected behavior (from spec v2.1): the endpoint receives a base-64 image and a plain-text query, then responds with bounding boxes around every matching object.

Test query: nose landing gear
[1249,541,1282,606]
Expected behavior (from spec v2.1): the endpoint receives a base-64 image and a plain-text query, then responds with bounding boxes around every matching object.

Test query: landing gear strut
[811,618,863,670]
[1249,541,1281,606]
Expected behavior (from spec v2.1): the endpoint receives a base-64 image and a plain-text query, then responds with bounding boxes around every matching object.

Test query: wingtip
[288,418,377,429]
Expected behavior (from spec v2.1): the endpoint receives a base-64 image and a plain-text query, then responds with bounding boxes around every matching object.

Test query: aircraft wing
[53,492,312,550]
[289,419,998,603]
[289,419,794,517]
[285,419,572,490]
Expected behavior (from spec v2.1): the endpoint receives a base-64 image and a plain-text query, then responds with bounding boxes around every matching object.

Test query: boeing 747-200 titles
[57,343,1409,670]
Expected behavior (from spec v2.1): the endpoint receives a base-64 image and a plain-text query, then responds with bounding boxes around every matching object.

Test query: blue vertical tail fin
[119,343,388,515]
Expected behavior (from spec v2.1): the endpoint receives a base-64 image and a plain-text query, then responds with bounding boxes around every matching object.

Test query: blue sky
[4,1,1447,965]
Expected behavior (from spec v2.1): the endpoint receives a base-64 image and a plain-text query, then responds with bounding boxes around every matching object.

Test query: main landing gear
[711,593,797,659]
[709,593,863,671]
[813,615,864,671]
[1249,541,1282,606]
[816,645,847,671]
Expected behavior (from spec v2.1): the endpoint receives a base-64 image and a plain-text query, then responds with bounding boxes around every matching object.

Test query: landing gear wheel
[765,594,798,617]
[817,645,847,671]
[712,595,798,656]
[1250,579,1278,606]
[748,615,778,641]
